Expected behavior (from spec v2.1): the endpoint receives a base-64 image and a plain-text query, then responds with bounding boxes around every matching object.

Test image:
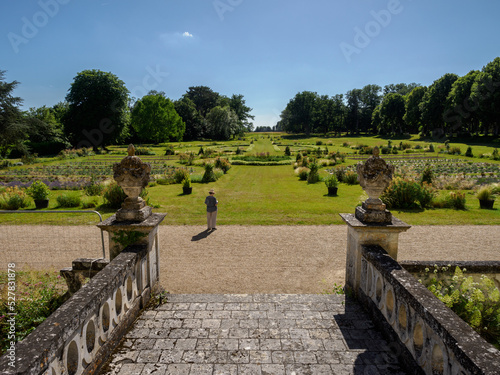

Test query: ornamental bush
[103,182,127,208]
[215,158,231,173]
[56,192,81,208]
[295,167,309,181]
[173,168,190,184]
[343,171,358,185]
[27,180,50,200]
[421,266,500,350]
[0,187,30,210]
[381,177,435,209]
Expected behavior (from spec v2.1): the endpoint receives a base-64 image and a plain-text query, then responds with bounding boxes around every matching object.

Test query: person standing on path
[205,188,218,231]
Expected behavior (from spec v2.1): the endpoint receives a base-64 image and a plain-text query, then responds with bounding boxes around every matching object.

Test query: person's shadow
[191,229,213,241]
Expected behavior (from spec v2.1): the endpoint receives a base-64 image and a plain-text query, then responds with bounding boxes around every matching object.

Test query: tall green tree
[383,83,419,96]
[131,93,185,143]
[471,57,500,136]
[183,86,221,118]
[345,89,362,134]
[64,69,130,150]
[281,91,318,135]
[0,70,27,156]
[25,106,64,143]
[403,86,427,134]
[359,84,382,133]
[206,106,239,140]
[419,73,459,137]
[379,93,406,135]
[445,70,480,136]
[314,95,336,135]
[228,94,254,132]
[174,96,205,140]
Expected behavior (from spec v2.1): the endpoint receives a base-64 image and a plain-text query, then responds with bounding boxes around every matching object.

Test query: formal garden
[0,133,499,226]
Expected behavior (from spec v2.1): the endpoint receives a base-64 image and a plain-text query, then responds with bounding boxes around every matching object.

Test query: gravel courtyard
[1,225,499,294]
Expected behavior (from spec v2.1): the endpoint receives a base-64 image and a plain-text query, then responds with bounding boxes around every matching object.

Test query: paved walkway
[102,294,408,375]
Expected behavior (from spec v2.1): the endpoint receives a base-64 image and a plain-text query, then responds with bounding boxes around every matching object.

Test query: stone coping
[340,213,411,230]
[361,245,500,374]
[97,213,167,231]
[0,245,147,374]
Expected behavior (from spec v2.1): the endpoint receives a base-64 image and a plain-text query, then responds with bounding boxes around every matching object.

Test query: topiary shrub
[465,146,473,158]
[420,165,434,185]
[165,145,175,155]
[202,163,217,183]
[307,162,320,184]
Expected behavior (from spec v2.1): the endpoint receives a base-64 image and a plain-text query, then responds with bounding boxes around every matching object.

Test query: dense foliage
[278,57,500,138]
[64,70,130,150]
[131,93,185,143]
[421,266,500,350]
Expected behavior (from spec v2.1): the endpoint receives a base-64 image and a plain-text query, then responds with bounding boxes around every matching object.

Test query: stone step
[101,294,409,374]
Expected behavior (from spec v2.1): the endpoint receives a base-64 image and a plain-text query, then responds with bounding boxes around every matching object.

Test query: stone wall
[358,245,500,375]
[0,243,158,375]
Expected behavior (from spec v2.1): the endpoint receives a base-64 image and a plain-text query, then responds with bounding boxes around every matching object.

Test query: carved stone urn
[355,147,395,223]
[113,144,152,222]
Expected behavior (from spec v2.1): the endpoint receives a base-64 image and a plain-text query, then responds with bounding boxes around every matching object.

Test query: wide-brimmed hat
[209,189,215,194]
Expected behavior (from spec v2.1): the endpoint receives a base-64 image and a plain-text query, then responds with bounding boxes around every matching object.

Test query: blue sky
[1,0,499,128]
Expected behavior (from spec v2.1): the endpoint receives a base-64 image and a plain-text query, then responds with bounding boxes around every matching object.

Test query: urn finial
[127,144,135,156]
[112,144,152,222]
[355,148,394,223]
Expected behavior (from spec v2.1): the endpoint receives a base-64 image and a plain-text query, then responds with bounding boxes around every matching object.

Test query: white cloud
[160,31,194,46]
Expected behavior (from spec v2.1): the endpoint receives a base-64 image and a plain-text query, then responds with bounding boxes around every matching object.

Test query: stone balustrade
[0,244,153,375]
[359,245,500,375]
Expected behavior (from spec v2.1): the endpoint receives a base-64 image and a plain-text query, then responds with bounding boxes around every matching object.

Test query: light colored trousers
[207,211,217,229]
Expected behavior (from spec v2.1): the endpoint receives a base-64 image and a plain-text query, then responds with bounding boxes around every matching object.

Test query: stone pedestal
[340,213,410,296]
[98,213,166,292]
[116,197,153,222]
[355,200,392,223]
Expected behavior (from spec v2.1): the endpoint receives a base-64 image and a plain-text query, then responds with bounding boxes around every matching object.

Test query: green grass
[0,269,68,355]
[1,134,499,226]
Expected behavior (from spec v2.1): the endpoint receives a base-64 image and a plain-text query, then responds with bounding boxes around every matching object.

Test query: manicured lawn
[1,134,499,226]
[145,164,500,226]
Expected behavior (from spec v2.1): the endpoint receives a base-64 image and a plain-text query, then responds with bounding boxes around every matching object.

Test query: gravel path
[1,225,499,294]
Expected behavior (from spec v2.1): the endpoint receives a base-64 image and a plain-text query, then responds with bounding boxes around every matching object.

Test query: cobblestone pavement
[102,294,408,375]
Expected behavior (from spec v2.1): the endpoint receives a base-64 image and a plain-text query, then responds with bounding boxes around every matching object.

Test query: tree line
[277,57,500,139]
[0,69,254,157]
